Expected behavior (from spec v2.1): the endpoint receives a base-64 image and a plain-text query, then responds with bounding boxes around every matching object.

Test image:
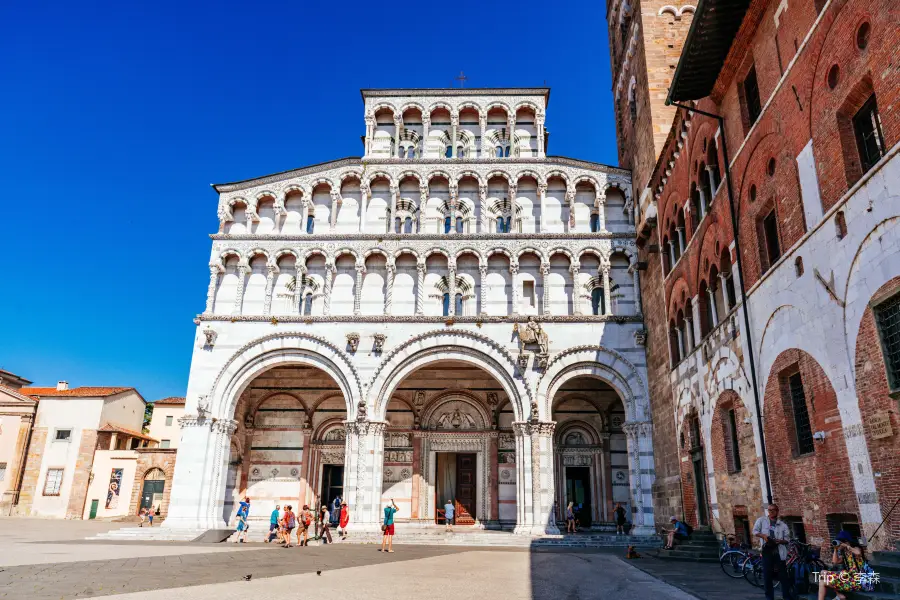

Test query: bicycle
[719,534,750,579]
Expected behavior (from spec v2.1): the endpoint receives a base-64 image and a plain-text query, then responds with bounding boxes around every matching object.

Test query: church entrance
[320,464,344,510]
[435,453,477,525]
[564,466,592,528]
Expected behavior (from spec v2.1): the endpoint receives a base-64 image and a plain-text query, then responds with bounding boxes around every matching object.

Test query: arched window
[590,213,599,232]
[505,216,512,232]
[496,146,504,158]
[591,287,605,315]
[455,293,463,315]
[394,216,402,232]
[457,146,465,158]
[404,216,413,233]
[303,294,313,315]
[496,218,506,233]
[442,293,450,316]
[504,146,511,157]
[397,147,405,159]
[455,218,464,233]
[306,215,315,234]
[444,215,452,233]
[445,145,453,158]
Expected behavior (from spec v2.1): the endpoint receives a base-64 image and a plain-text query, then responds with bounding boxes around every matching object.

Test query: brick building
[618,0,899,549]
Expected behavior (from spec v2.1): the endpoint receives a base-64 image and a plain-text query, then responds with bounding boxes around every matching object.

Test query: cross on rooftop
[455,71,468,88]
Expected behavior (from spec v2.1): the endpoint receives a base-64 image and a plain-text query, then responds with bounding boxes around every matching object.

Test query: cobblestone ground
[0,519,773,599]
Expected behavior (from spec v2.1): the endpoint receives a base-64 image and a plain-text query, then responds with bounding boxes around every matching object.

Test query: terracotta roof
[153,397,185,405]
[0,384,38,404]
[20,386,134,398]
[99,424,158,443]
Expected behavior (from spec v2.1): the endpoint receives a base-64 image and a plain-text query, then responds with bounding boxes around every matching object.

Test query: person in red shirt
[338,501,350,540]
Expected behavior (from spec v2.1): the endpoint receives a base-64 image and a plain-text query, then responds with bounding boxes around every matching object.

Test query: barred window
[853,95,885,175]
[788,373,815,455]
[874,292,900,393]
[43,468,64,496]
[723,408,742,473]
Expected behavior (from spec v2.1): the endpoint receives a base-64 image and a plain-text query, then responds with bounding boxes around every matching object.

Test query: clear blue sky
[0,1,618,401]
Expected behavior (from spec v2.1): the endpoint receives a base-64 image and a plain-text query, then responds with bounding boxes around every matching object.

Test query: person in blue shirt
[664,516,689,549]
[380,498,399,553]
[233,498,250,543]
[266,504,281,543]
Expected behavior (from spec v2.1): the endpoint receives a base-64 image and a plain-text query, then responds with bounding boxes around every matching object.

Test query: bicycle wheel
[720,551,746,578]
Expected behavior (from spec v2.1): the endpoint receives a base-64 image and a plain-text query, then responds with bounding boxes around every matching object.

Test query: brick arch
[128,455,177,518]
[687,120,717,183]
[677,409,706,527]
[853,276,900,544]
[694,216,728,288]
[666,276,692,318]
[762,348,857,548]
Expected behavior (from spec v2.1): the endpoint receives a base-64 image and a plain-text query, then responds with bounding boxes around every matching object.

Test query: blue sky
[0,1,618,400]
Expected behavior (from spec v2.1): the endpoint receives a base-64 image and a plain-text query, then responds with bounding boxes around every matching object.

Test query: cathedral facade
[163,88,656,535]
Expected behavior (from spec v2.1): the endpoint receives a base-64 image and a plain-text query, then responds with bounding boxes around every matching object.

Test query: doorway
[435,453,477,525]
[691,450,708,526]
[565,466,592,528]
[320,464,344,509]
[140,479,165,514]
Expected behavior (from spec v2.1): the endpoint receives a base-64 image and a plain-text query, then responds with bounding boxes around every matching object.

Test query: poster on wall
[105,468,123,509]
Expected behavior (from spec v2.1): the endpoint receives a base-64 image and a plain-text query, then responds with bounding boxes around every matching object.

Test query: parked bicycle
[719,534,751,579]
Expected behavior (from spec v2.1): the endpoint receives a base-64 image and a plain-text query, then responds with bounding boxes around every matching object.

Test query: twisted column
[205,264,220,314]
[479,264,488,315]
[415,262,426,315]
[418,186,428,233]
[538,183,547,233]
[478,184,488,233]
[631,261,642,315]
[449,183,458,234]
[330,191,340,231]
[364,114,374,156]
[295,265,307,314]
[323,263,335,316]
[263,263,278,315]
[510,263,520,315]
[354,263,365,316]
[393,114,402,158]
[421,115,430,157]
[447,263,457,316]
[541,263,551,316]
[597,193,607,232]
[536,112,545,157]
[232,262,250,315]
[602,265,613,316]
[570,265,581,315]
[566,189,576,231]
[385,262,395,315]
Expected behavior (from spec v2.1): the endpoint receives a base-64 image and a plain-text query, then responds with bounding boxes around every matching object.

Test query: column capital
[540,263,551,276]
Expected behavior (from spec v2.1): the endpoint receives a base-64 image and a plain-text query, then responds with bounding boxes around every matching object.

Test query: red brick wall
[678,414,703,527]
[65,429,99,519]
[854,277,900,545]
[763,349,857,548]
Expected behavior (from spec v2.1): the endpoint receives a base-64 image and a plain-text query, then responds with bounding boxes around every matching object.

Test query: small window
[522,281,536,309]
[591,287,604,315]
[787,372,815,455]
[306,215,315,234]
[856,22,871,50]
[742,66,762,128]
[456,218,464,233]
[496,146,504,158]
[827,65,840,90]
[55,429,72,442]
[160,440,171,449]
[761,209,781,270]
[394,216,402,233]
[853,95,885,175]
[724,408,742,473]
[454,293,463,315]
[749,185,757,203]
[835,211,847,240]
[444,216,452,234]
[43,468,64,496]
[874,292,900,393]
[303,295,313,315]
[444,145,452,159]
[0,462,6,482]
[504,146,511,158]
[165,415,173,426]
[442,292,450,316]
[404,216,413,233]
[783,517,808,543]
[795,256,804,277]
[457,146,465,158]
[767,158,776,177]
[397,147,405,159]
[590,213,600,232]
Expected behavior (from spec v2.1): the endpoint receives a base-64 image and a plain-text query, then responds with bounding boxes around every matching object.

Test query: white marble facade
[163,88,656,535]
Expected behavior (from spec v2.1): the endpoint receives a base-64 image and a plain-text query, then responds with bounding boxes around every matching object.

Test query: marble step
[87,527,211,542]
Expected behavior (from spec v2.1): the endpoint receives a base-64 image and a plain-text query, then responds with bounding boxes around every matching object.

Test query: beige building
[146,397,185,449]
[0,372,38,515]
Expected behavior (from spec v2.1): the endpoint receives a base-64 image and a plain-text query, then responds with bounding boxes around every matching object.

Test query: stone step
[87,527,211,542]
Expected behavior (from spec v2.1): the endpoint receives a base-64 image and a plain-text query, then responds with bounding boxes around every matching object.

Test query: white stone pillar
[263,263,277,316]
[295,265,306,315]
[597,193,607,232]
[541,263,551,316]
[354,263,365,316]
[570,265,581,315]
[698,187,708,218]
[330,191,340,231]
[622,421,656,536]
[691,294,702,343]
[359,183,369,233]
[706,165,718,196]
[478,114,487,157]
[685,317,695,350]
[510,263,520,315]
[418,186,428,233]
[449,183,458,234]
[602,265,613,316]
[323,263,335,316]
[668,241,677,269]
[301,198,310,234]
[364,114,374,156]
[538,183,547,233]
[390,184,399,234]
[478,184,488,233]
[513,422,559,535]
[232,262,249,315]
[447,263,457,316]
[450,114,459,158]
[393,114,402,158]
[415,262,426,315]
[421,115,430,158]
[719,273,731,314]
[479,264,488,315]
[509,184,518,233]
[536,112,545,157]
[205,264,220,314]
[507,116,516,157]
[707,285,719,324]
[566,189,576,232]
[630,261,642,315]
[677,227,686,254]
[385,261,395,315]
[675,328,684,361]
[343,420,386,531]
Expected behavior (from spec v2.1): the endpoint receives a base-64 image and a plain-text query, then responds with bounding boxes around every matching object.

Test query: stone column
[508,183,518,233]
[685,316,695,350]
[263,263,278,315]
[541,263,551,316]
[566,189,576,232]
[354,263,365,316]
[513,422,559,535]
[570,265,581,315]
[421,114,430,158]
[415,262,426,315]
[698,187,708,218]
[677,227,686,254]
[301,198,310,234]
[602,265,613,316]
[706,165,718,196]
[597,193,607,232]
[622,421,656,535]
[719,273,731,313]
[507,115,516,157]
[393,114,402,158]
[450,113,459,158]
[630,261,642,315]
[330,191,340,231]
[205,264,220,314]
[449,183,458,234]
[384,261,395,316]
[536,112,545,157]
[390,184,399,233]
[707,285,719,324]
[364,114,374,156]
[489,432,499,523]
[418,186,428,233]
[478,114,487,157]
[538,183,547,233]
[295,265,306,315]
[359,183,369,233]
[479,264,488,315]
[691,295,703,342]
[300,425,313,506]
[232,263,249,315]
[668,241,677,269]
[510,263,520,315]
[447,263,457,316]
[323,263,335,316]
[411,432,422,520]
[343,420,386,531]
[478,183,488,233]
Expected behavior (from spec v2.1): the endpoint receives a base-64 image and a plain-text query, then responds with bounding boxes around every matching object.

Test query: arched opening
[138,468,167,517]
[226,363,348,527]
[381,359,514,529]
[551,376,629,529]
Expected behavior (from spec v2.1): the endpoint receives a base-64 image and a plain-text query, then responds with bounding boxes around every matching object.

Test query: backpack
[684,522,694,536]
[287,512,296,528]
[304,512,312,527]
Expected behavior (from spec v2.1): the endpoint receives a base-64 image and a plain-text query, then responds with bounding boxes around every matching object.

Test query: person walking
[299,505,313,547]
[147,508,155,527]
[614,503,627,535]
[330,495,342,527]
[281,505,296,548]
[443,499,455,532]
[266,504,281,543]
[380,498,399,553]
[139,507,147,527]
[320,505,333,544]
[338,501,349,540]
[752,503,796,600]
[233,502,250,543]
[565,502,576,533]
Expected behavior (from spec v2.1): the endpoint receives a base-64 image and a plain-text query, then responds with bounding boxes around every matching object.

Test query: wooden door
[455,453,476,525]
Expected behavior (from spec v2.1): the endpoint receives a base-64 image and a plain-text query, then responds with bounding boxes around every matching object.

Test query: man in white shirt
[752,503,796,600]
[444,500,455,532]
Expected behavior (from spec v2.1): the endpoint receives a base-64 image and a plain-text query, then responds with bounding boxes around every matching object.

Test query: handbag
[381,524,387,532]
